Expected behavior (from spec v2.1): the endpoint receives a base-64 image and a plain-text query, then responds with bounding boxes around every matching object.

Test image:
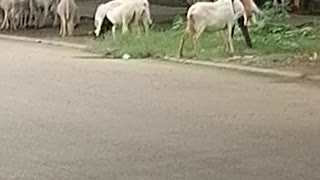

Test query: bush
[245,7,319,54]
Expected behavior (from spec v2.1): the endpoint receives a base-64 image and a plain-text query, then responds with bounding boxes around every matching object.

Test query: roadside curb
[164,57,319,82]
[306,75,320,81]
[0,34,87,50]
[0,34,318,82]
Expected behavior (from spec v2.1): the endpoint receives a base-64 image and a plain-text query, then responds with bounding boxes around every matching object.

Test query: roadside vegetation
[91,4,320,68]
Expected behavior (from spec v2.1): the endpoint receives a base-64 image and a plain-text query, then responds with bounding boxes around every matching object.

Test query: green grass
[90,10,320,68]
[91,29,229,59]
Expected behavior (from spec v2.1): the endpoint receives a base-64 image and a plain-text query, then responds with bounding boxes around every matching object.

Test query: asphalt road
[0,39,320,180]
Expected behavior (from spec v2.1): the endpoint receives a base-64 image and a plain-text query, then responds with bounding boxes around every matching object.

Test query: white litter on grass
[122,53,131,60]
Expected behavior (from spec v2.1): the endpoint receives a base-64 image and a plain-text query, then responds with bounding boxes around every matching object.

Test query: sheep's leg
[122,22,129,34]
[59,23,63,36]
[53,12,59,27]
[32,7,41,28]
[1,10,9,30]
[128,21,133,33]
[31,10,36,27]
[34,11,39,27]
[136,22,142,34]
[120,14,129,35]
[192,26,205,57]
[67,16,75,36]
[18,9,23,28]
[142,10,152,34]
[112,25,117,41]
[231,25,235,37]
[33,10,41,28]
[62,18,67,37]
[251,13,257,25]
[142,18,149,34]
[190,34,195,56]
[222,29,230,52]
[237,16,252,48]
[23,11,28,28]
[60,16,66,37]
[178,32,188,58]
[39,5,48,28]
[0,16,6,30]
[191,36,198,57]
[9,5,17,31]
[5,12,10,30]
[243,12,248,26]
[221,31,228,52]
[58,12,63,36]
[67,20,74,36]
[227,24,234,56]
[28,12,33,27]
[11,12,17,31]
[19,13,23,28]
[190,31,197,56]
[28,0,34,27]
[74,8,80,27]
[122,24,129,34]
[94,18,103,37]
[20,12,24,28]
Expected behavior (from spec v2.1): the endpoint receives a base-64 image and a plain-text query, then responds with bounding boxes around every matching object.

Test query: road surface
[0,39,320,180]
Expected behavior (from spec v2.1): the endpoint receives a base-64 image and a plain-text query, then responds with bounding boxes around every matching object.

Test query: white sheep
[129,0,152,33]
[56,0,79,37]
[94,0,152,38]
[108,0,152,40]
[178,0,246,57]
[0,0,16,30]
[31,0,56,28]
[94,0,123,37]
[12,0,30,29]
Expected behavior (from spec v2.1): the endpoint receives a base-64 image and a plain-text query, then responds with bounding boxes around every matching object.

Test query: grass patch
[91,29,231,60]
[90,8,320,68]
